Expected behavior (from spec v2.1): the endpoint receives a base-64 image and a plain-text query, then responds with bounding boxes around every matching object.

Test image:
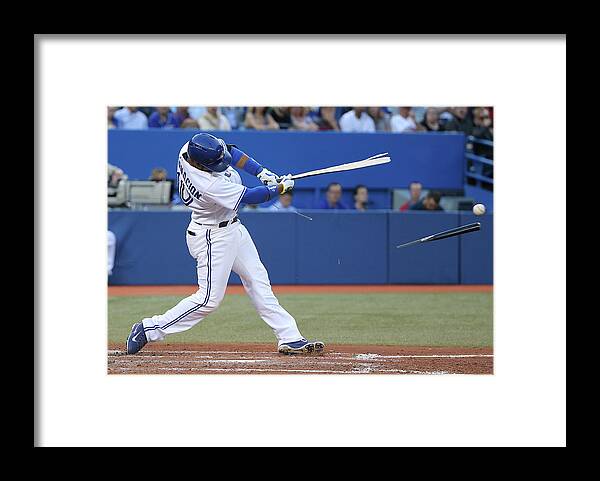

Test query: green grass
[108,292,493,348]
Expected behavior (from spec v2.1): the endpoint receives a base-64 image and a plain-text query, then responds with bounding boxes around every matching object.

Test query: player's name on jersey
[178,161,202,200]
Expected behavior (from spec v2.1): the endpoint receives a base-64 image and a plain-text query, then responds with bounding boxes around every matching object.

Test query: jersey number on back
[177,163,194,206]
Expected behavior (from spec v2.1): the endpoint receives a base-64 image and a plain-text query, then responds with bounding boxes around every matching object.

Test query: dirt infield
[108,343,493,375]
[109,284,493,297]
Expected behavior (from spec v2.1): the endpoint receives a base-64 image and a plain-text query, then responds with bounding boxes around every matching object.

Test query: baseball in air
[473,203,486,216]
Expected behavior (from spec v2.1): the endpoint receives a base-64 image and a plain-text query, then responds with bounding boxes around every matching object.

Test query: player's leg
[127,227,237,352]
[232,224,323,353]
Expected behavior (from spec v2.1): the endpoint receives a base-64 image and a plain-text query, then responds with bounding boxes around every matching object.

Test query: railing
[465,136,493,190]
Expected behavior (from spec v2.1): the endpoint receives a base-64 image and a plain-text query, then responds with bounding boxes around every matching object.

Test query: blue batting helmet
[187,133,232,172]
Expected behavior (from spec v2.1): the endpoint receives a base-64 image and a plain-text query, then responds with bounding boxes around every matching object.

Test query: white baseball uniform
[107,230,116,276]
[140,143,304,345]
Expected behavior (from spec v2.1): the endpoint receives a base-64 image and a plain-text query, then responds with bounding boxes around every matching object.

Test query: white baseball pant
[141,221,304,345]
[107,230,116,276]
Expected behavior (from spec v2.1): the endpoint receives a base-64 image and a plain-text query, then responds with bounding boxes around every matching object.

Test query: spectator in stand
[368,107,391,132]
[149,167,175,201]
[339,107,376,133]
[472,107,493,140]
[316,106,340,131]
[245,107,280,130]
[170,107,193,128]
[268,191,297,212]
[107,163,128,207]
[221,107,245,130]
[399,181,423,211]
[410,191,444,211]
[197,107,231,131]
[148,107,174,128]
[108,107,117,129]
[444,107,474,135]
[138,107,154,117]
[108,163,127,188]
[318,182,348,209]
[412,107,426,125]
[187,107,206,121]
[420,108,444,132]
[353,185,369,211]
[438,107,454,127]
[181,118,200,128]
[307,107,322,123]
[268,107,292,129]
[471,107,494,164]
[390,107,417,133]
[113,107,148,130]
[290,107,319,131]
[149,167,167,182]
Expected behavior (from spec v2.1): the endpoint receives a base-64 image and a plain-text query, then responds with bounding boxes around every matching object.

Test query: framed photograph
[36,35,565,447]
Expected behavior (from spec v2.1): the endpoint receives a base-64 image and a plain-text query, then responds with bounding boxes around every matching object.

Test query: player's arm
[228,146,279,186]
[205,176,294,210]
[240,176,294,205]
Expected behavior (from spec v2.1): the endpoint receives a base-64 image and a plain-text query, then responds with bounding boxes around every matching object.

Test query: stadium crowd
[108,106,492,213]
[108,106,493,139]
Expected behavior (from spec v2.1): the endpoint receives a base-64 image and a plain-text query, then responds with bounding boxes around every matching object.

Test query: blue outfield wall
[389,213,461,284]
[108,130,466,191]
[459,213,494,284]
[108,211,493,285]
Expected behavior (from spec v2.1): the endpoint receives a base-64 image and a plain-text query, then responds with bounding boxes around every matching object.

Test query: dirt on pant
[108,342,493,375]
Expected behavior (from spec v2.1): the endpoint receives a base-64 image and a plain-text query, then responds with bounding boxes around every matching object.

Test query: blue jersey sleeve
[240,185,279,205]
[230,146,264,176]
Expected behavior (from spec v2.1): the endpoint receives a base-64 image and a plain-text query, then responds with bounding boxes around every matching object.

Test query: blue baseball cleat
[126,322,148,355]
[278,338,325,355]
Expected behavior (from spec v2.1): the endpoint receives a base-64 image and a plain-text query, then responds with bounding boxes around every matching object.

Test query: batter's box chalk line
[354,353,493,360]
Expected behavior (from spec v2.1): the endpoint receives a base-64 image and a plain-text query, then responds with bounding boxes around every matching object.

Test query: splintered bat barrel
[396,222,481,249]
[426,222,481,242]
[278,153,391,182]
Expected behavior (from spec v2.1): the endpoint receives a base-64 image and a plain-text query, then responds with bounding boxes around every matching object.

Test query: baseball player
[125,133,325,355]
